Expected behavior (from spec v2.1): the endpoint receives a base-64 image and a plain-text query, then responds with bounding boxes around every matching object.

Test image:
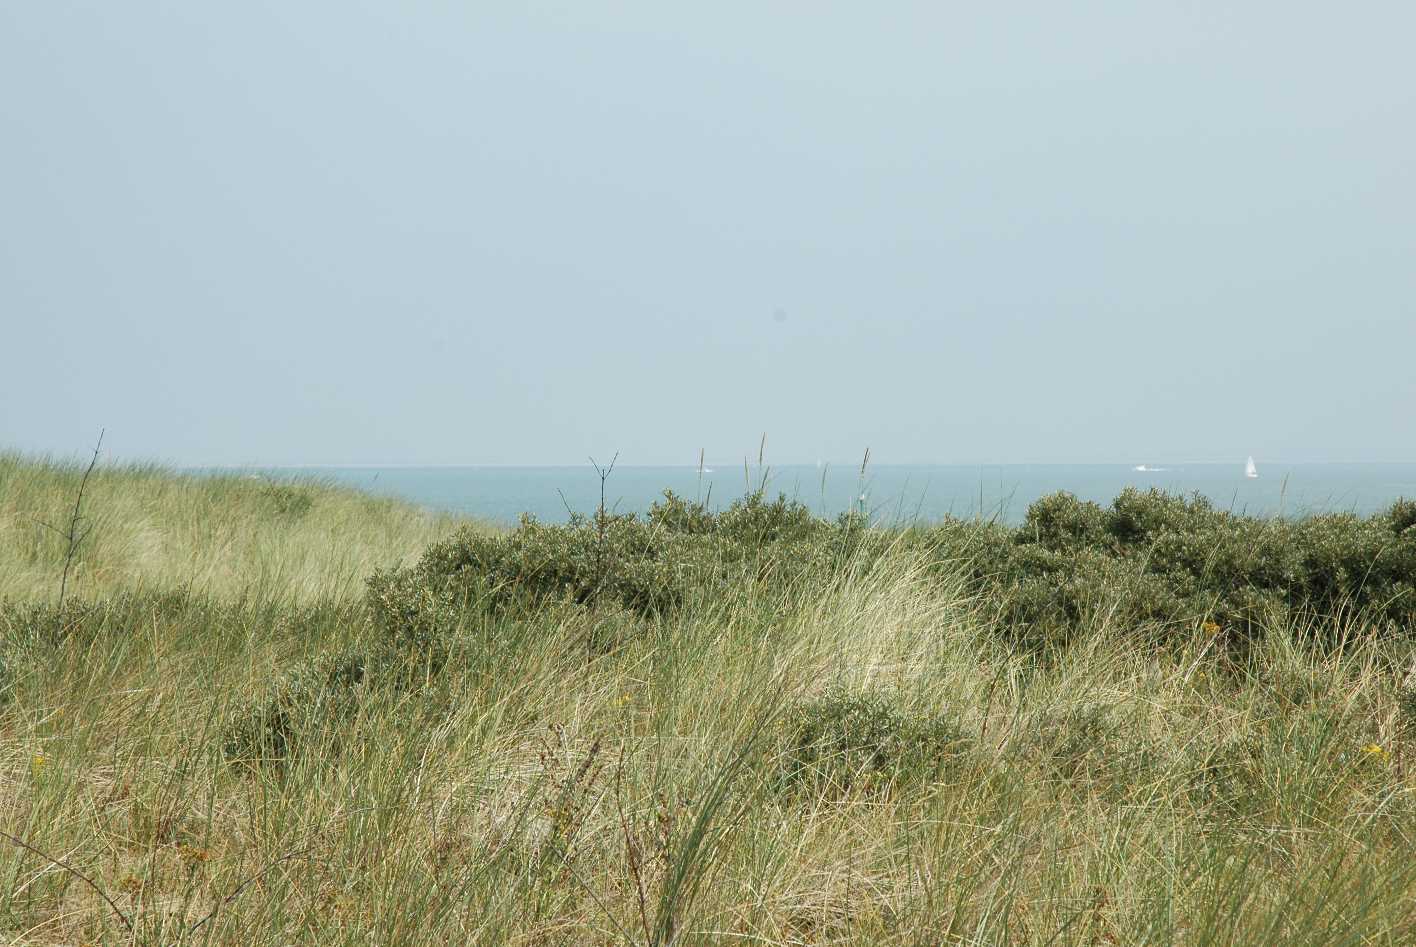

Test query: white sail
[1244,456,1258,479]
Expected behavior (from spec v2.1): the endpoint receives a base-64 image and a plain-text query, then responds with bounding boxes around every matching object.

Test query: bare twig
[556,487,576,519]
[589,453,618,522]
[0,828,132,934]
[38,428,105,611]
[588,453,619,602]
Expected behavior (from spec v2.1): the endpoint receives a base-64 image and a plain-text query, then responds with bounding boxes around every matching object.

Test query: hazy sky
[3,2,1413,466]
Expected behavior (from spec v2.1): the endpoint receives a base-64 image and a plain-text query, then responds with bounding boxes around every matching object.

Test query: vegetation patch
[927,488,1416,650]
[777,689,969,795]
[369,490,871,647]
[222,648,377,765]
[257,482,316,518]
[1012,703,1162,795]
[3,455,1416,944]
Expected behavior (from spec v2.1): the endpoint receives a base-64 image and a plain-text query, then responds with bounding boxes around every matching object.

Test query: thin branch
[589,452,619,520]
[556,488,576,519]
[0,829,132,934]
[57,428,105,611]
[587,453,620,608]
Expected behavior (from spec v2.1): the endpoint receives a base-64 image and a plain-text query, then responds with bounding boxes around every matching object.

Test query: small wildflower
[30,754,46,777]
[1361,743,1389,761]
[1201,621,1221,636]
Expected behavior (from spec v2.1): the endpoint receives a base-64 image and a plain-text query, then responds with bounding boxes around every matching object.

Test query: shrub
[646,489,717,535]
[365,565,466,653]
[1106,488,1214,546]
[777,689,968,795]
[1396,679,1416,737]
[1389,498,1416,537]
[1020,492,1107,550]
[0,642,16,707]
[367,490,872,652]
[367,486,1416,660]
[929,489,1416,651]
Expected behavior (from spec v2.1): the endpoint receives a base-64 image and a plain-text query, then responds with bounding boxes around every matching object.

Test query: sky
[2,1,1413,467]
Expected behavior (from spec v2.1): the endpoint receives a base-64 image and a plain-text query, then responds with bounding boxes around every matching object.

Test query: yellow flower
[1361,743,1389,761]
[30,754,46,776]
[1201,621,1221,636]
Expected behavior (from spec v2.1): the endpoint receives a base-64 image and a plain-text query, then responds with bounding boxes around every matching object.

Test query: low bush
[777,689,968,795]
[931,490,1416,650]
[360,487,1414,660]
[367,490,872,651]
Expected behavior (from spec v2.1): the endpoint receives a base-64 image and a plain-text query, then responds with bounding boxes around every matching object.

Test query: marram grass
[2,455,1415,944]
[0,452,469,602]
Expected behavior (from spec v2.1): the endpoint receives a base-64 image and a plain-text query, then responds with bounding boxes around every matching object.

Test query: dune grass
[0,452,469,603]
[1,455,1414,944]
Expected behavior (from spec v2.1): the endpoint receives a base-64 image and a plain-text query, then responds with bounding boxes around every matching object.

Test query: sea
[231,463,1416,528]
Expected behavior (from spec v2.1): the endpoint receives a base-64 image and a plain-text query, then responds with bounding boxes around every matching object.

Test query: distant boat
[1245,456,1258,479]
[1133,464,1167,472]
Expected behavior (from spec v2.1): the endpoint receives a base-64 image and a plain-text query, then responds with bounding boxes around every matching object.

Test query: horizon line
[175,458,1416,471]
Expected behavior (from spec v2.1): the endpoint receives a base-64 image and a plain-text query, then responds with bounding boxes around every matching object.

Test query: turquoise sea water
[233,463,1416,527]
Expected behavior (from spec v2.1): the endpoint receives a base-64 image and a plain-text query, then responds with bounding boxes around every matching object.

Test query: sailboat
[1244,456,1258,479]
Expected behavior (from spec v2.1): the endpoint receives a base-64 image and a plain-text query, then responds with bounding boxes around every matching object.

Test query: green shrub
[0,642,16,706]
[412,511,694,617]
[0,593,367,719]
[1020,492,1107,550]
[1389,498,1416,537]
[367,490,872,652]
[1106,488,1214,546]
[0,590,199,648]
[367,486,1415,660]
[777,689,968,795]
[929,490,1416,651]
[365,565,466,653]
[646,489,718,535]
[711,491,827,547]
